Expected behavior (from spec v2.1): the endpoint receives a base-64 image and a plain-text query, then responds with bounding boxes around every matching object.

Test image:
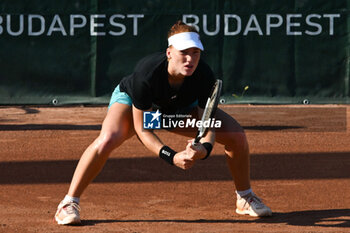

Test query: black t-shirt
[119,52,215,114]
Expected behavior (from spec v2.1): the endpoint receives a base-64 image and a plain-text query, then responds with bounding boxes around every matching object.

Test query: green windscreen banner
[0,0,349,105]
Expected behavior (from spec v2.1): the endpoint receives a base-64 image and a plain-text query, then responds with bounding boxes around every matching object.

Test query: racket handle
[192,137,200,145]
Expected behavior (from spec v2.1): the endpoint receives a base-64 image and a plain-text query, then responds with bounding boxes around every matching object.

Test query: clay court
[0,105,349,233]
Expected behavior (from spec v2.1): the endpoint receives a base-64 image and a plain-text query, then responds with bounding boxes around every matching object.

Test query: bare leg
[149,107,271,217]
[170,107,250,191]
[67,103,135,197]
[214,108,250,191]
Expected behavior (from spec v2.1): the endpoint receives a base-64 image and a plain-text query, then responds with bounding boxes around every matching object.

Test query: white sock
[236,188,252,198]
[63,195,80,204]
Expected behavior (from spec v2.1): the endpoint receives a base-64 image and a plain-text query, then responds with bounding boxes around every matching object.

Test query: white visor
[168,32,204,51]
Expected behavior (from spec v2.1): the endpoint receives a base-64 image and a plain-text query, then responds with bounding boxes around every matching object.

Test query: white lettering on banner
[47,15,67,36]
[0,16,3,34]
[127,14,144,36]
[224,15,241,35]
[305,14,322,36]
[70,15,87,36]
[203,14,220,36]
[90,14,106,36]
[28,15,45,36]
[243,14,263,36]
[109,14,126,36]
[183,14,200,32]
[324,14,339,35]
[183,13,341,36]
[286,14,302,36]
[0,14,144,36]
[0,13,341,37]
[7,15,24,36]
[266,14,283,35]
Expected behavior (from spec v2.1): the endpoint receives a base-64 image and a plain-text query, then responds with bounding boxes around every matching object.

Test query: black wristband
[159,146,176,165]
[201,142,213,160]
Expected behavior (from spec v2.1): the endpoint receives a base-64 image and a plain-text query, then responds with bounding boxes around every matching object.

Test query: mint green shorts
[108,84,198,113]
[108,85,132,108]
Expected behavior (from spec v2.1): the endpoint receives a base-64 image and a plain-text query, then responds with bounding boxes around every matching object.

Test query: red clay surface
[0,105,349,233]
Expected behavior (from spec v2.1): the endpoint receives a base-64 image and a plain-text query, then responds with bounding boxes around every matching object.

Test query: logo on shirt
[143,110,162,129]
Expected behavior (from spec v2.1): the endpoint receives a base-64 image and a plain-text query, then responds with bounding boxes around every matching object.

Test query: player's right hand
[186,140,207,160]
[173,151,195,170]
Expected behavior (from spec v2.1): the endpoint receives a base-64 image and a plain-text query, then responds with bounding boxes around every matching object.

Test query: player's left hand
[186,140,207,160]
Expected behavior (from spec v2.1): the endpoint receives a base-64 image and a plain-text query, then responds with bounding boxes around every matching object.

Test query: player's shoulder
[134,52,167,73]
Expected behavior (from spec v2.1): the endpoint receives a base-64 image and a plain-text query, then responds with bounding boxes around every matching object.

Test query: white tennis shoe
[236,192,272,217]
[55,201,81,225]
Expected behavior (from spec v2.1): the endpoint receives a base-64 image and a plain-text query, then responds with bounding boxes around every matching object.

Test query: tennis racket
[193,79,222,144]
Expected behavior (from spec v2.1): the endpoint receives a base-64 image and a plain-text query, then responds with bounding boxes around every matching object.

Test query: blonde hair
[167,20,199,39]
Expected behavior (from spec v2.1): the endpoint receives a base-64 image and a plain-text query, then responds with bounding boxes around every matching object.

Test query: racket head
[194,79,222,143]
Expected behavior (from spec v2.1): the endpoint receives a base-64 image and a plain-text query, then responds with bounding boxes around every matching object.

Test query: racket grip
[193,137,200,145]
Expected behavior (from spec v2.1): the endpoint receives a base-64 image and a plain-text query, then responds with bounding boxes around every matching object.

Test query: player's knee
[95,132,125,155]
[224,132,249,154]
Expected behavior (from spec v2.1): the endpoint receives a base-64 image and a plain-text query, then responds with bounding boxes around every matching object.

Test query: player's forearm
[136,129,164,155]
[200,129,215,145]
[135,126,181,166]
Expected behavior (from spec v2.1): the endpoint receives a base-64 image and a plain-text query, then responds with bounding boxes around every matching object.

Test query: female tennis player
[55,21,272,225]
